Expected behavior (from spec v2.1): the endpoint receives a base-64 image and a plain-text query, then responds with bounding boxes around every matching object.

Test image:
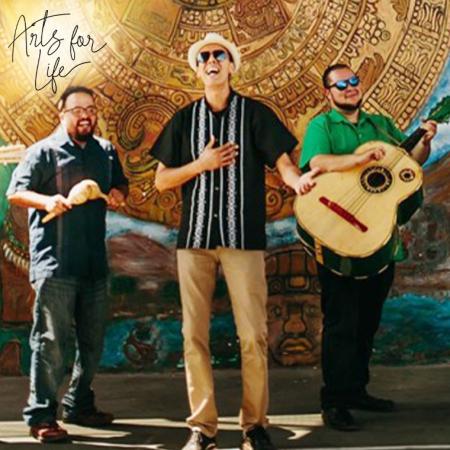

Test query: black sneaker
[62,407,114,427]
[182,430,217,450]
[241,426,276,450]
[321,407,361,431]
[346,393,395,412]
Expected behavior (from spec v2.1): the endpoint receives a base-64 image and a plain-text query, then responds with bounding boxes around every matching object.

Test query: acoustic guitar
[294,97,450,277]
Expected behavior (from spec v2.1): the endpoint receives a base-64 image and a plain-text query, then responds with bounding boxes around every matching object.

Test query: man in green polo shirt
[299,63,437,431]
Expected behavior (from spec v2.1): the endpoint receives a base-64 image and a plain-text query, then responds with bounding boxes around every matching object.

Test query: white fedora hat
[188,33,241,72]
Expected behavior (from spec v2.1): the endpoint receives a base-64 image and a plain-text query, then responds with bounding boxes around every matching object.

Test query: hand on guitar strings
[295,167,321,195]
[354,147,385,166]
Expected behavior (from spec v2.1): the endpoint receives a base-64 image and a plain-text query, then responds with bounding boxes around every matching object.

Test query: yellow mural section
[0,0,449,228]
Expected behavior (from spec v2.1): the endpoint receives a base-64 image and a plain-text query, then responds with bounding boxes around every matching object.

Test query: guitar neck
[400,127,427,153]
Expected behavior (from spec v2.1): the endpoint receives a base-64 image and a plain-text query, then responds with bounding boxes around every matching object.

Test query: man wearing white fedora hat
[152,32,318,450]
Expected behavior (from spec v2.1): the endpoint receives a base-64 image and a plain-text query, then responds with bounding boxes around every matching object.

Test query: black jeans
[317,263,395,409]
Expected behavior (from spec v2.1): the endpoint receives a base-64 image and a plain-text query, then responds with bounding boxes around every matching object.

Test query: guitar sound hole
[368,172,385,187]
[360,166,392,193]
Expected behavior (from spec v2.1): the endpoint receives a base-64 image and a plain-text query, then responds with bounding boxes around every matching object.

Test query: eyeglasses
[196,50,229,65]
[328,76,360,91]
[63,106,98,117]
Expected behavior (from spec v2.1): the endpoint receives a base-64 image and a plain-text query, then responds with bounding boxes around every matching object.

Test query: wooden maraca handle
[41,195,109,223]
[42,211,59,224]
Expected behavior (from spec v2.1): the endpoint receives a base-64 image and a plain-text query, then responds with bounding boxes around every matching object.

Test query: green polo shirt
[299,109,410,262]
[300,109,406,170]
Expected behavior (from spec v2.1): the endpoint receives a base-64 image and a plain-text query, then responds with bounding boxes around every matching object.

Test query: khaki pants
[177,248,269,437]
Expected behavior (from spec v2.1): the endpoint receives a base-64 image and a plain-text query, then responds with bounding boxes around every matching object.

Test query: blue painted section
[99,313,239,371]
[375,294,450,365]
[98,294,450,370]
[100,319,136,369]
[266,216,298,248]
[106,212,302,258]
[0,327,32,374]
[4,294,449,373]
[106,211,178,246]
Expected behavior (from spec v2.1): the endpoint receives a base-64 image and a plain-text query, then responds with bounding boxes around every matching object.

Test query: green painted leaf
[428,96,450,123]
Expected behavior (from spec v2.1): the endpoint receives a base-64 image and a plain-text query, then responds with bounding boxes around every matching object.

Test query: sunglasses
[196,49,229,65]
[328,75,360,91]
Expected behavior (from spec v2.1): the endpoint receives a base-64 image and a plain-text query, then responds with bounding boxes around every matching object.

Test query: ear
[196,64,202,79]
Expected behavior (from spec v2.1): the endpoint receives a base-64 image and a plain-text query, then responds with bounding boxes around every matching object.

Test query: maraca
[42,179,108,223]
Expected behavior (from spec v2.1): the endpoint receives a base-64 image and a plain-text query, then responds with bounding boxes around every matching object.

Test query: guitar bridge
[319,196,368,232]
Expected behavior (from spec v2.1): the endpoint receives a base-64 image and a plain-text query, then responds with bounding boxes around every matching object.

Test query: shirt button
[213,213,218,218]
[215,187,219,191]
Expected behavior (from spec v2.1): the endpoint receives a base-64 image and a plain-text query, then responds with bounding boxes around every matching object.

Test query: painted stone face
[267,293,322,366]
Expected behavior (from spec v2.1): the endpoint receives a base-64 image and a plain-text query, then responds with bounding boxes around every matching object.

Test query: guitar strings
[347,150,405,215]
[333,148,405,215]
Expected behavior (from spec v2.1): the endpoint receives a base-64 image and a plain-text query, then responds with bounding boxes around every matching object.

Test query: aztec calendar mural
[0,0,449,374]
[1,0,449,224]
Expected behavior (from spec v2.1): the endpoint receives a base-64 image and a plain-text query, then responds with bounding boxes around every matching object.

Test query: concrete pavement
[0,365,449,449]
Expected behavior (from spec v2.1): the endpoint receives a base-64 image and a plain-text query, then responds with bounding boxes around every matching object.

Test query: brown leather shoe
[62,408,114,427]
[30,422,69,443]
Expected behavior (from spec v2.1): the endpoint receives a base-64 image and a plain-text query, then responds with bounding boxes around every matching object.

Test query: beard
[74,132,91,142]
[334,98,362,112]
[75,119,95,141]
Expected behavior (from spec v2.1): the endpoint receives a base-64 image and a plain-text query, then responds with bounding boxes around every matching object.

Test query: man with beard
[299,64,437,431]
[152,33,318,450]
[7,86,128,443]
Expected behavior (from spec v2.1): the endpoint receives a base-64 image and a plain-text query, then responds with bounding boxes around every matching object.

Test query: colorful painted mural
[0,0,449,375]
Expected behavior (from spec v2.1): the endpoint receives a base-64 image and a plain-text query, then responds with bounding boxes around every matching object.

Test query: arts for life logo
[7,9,106,93]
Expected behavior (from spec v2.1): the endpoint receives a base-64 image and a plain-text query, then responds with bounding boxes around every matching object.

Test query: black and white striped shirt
[151,91,298,250]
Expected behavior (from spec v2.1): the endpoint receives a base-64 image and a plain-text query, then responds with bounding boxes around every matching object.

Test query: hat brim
[188,36,241,72]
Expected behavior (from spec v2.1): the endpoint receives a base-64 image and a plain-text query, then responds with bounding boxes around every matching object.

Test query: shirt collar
[50,125,95,148]
[329,108,370,125]
[203,89,237,114]
[50,125,74,147]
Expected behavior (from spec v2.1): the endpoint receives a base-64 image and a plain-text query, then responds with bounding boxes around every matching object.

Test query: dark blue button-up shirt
[7,126,127,282]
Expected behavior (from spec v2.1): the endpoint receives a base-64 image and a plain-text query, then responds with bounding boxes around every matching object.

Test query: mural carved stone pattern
[0,1,449,371]
[0,0,448,227]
